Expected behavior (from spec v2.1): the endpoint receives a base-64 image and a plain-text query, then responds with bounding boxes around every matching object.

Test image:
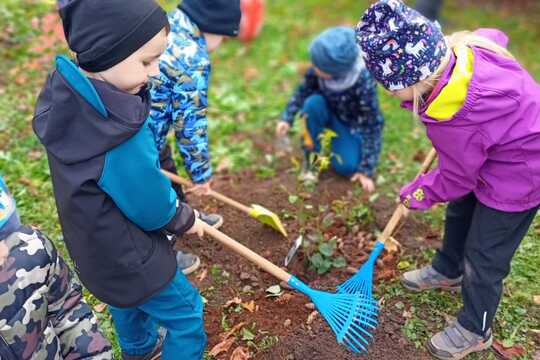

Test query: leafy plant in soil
[305,234,347,275]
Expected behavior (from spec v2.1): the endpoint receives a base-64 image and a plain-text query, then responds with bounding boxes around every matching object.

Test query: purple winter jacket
[400,29,540,212]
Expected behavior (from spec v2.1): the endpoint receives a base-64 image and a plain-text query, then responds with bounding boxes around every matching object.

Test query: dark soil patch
[177,165,440,359]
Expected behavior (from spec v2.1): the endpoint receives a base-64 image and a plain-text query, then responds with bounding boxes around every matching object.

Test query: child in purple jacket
[357,1,540,359]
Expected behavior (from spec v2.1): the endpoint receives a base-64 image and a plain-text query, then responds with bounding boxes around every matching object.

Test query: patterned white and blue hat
[356,0,447,91]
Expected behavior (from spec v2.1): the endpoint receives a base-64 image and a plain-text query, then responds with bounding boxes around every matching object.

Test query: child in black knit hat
[33,0,207,359]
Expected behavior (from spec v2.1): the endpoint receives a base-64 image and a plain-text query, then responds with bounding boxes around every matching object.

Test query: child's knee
[332,157,356,176]
[302,94,326,114]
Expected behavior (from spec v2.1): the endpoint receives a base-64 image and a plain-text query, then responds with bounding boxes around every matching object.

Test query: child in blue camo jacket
[150,0,241,274]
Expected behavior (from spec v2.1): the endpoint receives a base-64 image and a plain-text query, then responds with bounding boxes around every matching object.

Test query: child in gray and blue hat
[276,26,384,192]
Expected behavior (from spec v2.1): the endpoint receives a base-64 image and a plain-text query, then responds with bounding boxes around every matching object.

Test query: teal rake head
[288,276,379,353]
[337,240,385,297]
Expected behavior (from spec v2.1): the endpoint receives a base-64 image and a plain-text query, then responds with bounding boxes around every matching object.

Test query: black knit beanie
[58,0,168,72]
[179,0,241,37]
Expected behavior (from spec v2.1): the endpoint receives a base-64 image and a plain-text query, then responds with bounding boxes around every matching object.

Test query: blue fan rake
[337,148,437,345]
[202,224,379,353]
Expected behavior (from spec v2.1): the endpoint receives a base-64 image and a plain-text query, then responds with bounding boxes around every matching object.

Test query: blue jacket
[150,8,212,184]
[32,56,195,307]
[282,67,384,176]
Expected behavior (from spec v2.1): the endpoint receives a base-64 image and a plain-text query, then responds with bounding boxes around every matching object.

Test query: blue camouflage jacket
[282,66,384,177]
[150,8,212,184]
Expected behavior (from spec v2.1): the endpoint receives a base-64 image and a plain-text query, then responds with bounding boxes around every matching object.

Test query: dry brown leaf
[275,293,294,305]
[224,297,242,308]
[306,310,319,325]
[196,268,208,282]
[492,340,526,359]
[209,337,235,357]
[220,322,247,341]
[93,303,107,313]
[241,300,256,313]
[230,346,250,360]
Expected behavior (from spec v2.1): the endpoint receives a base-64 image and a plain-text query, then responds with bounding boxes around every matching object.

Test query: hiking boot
[122,330,164,360]
[199,211,223,229]
[401,265,462,292]
[176,251,201,275]
[427,321,493,360]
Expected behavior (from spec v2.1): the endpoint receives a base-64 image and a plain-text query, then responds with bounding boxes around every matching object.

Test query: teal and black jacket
[33,56,195,307]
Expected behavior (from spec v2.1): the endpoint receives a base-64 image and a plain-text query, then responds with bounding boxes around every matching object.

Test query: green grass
[1,0,539,358]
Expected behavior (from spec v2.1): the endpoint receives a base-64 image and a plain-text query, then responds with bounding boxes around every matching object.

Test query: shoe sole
[182,256,201,275]
[427,336,493,360]
[401,279,461,292]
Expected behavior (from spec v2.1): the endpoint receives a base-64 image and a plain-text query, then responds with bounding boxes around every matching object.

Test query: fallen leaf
[225,297,242,308]
[275,293,294,305]
[209,337,235,357]
[306,310,319,324]
[220,322,247,341]
[230,346,250,360]
[265,285,283,297]
[93,303,107,313]
[533,295,540,305]
[27,149,42,160]
[241,300,256,313]
[196,268,208,282]
[492,340,526,359]
[284,319,292,327]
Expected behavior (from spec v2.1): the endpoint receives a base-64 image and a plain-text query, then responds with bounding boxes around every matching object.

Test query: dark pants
[432,193,538,337]
[160,143,185,202]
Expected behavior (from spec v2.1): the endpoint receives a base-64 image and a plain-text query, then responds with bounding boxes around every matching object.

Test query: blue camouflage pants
[109,270,207,359]
[302,94,363,177]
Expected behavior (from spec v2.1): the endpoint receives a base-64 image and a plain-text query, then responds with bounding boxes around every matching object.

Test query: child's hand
[186,181,212,196]
[275,121,290,137]
[351,173,375,193]
[186,217,204,238]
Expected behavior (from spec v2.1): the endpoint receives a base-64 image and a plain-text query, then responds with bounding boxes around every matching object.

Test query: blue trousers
[302,94,363,177]
[109,270,207,359]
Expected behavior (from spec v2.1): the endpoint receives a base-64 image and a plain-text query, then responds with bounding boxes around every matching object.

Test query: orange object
[238,0,265,42]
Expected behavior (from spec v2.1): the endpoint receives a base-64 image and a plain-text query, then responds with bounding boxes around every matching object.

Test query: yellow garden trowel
[162,170,288,237]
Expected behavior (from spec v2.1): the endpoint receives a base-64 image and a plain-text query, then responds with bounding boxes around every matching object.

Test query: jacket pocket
[0,335,17,360]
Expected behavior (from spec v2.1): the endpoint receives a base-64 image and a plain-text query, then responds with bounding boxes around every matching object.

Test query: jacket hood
[33,70,151,164]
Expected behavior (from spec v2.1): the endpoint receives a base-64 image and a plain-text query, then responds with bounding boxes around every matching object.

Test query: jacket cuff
[163,201,196,235]
[399,180,429,210]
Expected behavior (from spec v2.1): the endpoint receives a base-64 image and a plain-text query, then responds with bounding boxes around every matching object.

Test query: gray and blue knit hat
[356,0,447,90]
[309,26,359,77]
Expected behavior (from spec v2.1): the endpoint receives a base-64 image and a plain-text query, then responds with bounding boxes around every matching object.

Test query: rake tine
[201,223,378,353]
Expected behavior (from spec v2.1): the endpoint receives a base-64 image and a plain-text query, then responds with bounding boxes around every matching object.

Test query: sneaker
[122,330,164,360]
[176,251,201,275]
[199,212,223,229]
[427,321,493,360]
[401,265,462,292]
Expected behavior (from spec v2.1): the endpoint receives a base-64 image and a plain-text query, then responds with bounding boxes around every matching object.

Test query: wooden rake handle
[162,170,252,214]
[380,148,437,245]
[201,222,291,283]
